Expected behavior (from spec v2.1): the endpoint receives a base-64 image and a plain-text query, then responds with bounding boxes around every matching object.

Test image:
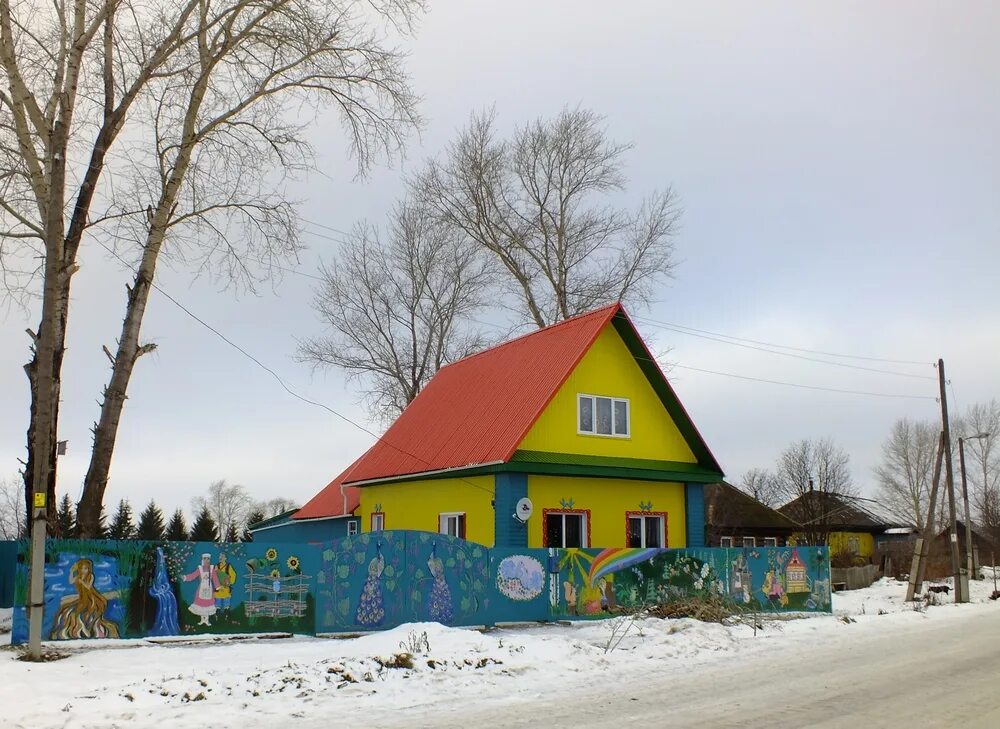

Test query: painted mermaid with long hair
[50,558,120,639]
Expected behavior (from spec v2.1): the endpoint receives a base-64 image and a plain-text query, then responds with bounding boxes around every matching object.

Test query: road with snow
[3,579,999,729]
[418,609,1000,729]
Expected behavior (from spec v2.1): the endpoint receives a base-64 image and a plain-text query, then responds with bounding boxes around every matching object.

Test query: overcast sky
[2,1,998,518]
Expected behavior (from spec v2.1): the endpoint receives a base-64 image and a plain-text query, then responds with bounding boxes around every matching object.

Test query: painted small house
[248,468,361,543]
[299,303,724,549]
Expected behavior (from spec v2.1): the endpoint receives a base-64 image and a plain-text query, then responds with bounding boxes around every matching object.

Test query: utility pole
[27,478,48,658]
[938,359,966,603]
[958,437,976,580]
[906,431,944,601]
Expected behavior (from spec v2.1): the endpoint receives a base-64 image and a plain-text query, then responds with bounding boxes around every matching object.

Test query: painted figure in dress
[50,558,121,639]
[214,553,238,624]
[426,546,454,623]
[355,544,385,627]
[184,553,219,626]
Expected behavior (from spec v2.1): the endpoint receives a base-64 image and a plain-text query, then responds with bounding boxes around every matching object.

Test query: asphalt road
[421,610,1000,729]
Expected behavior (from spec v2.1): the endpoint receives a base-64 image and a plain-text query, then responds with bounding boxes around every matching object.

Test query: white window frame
[347,520,359,536]
[627,514,665,549]
[438,512,466,538]
[720,536,734,548]
[370,512,385,532]
[763,537,777,547]
[577,393,630,438]
[545,511,589,548]
[742,536,756,548]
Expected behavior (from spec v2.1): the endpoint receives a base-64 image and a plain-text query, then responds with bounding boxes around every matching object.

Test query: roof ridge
[438,302,621,371]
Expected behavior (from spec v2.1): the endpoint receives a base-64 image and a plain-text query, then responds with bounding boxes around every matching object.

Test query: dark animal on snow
[926,585,950,595]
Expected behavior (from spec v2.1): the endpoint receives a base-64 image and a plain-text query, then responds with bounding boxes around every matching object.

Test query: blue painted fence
[7,533,831,644]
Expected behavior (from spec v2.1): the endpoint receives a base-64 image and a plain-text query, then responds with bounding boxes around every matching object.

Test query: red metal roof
[292,454,364,520]
[342,303,622,484]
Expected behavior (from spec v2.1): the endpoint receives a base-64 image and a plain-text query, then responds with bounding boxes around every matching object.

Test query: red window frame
[370,512,385,532]
[625,511,668,548]
[541,508,592,548]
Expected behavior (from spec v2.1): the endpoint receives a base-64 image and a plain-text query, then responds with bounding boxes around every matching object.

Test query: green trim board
[610,311,724,476]
[350,451,722,488]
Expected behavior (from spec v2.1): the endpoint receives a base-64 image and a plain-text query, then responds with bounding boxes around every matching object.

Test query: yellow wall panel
[828,531,875,558]
[518,324,696,462]
[359,476,496,545]
[526,475,687,548]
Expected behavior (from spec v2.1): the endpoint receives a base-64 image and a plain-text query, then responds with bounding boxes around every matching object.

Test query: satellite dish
[513,497,533,523]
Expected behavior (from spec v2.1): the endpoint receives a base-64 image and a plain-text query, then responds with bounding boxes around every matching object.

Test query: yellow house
[779,491,897,563]
[305,303,724,549]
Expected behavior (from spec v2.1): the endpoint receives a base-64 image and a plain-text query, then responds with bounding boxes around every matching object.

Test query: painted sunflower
[270,569,281,578]
[265,548,278,561]
[287,556,300,571]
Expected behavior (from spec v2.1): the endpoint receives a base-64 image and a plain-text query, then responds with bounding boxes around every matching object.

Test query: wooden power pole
[938,358,967,603]
[906,431,945,602]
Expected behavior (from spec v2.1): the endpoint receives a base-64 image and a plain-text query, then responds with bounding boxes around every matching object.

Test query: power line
[668,362,937,401]
[632,314,932,367]
[300,217,353,239]
[94,241,496,497]
[633,315,936,381]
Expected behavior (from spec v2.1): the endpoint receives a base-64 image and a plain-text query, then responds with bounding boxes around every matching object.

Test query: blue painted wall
[685,482,706,548]
[11,535,831,643]
[493,473,528,548]
[251,516,358,544]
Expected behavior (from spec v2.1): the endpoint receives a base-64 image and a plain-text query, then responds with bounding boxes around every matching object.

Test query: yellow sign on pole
[33,492,46,509]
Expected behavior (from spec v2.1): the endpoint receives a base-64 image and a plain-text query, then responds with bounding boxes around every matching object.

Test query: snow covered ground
[1,575,997,729]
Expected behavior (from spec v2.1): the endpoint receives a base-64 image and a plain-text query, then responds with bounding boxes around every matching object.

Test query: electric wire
[95,240,497,497]
[632,314,932,366]
[632,315,936,381]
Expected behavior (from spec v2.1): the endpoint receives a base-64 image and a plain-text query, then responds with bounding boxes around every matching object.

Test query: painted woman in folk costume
[426,545,454,623]
[50,558,121,639]
[183,553,219,626]
[355,544,385,627]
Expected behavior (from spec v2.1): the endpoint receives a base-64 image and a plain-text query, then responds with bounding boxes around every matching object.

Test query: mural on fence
[315,531,492,633]
[11,539,318,644]
[554,546,831,617]
[10,534,830,643]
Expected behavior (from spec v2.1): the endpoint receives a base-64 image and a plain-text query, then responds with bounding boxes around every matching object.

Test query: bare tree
[299,199,491,421]
[737,468,780,507]
[414,107,680,328]
[0,473,26,539]
[874,418,938,531]
[957,400,1000,545]
[0,0,423,537]
[261,497,299,517]
[192,480,254,541]
[772,438,856,545]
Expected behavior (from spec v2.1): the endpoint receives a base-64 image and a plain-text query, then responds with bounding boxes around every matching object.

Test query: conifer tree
[55,494,76,538]
[223,523,240,543]
[189,505,219,543]
[136,501,166,541]
[243,509,266,542]
[108,499,136,540]
[165,509,189,542]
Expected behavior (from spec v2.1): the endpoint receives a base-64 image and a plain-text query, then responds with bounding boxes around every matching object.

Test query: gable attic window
[578,394,629,437]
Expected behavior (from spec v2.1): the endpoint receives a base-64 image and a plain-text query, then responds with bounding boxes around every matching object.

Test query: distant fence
[831,564,880,591]
[6,534,832,644]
